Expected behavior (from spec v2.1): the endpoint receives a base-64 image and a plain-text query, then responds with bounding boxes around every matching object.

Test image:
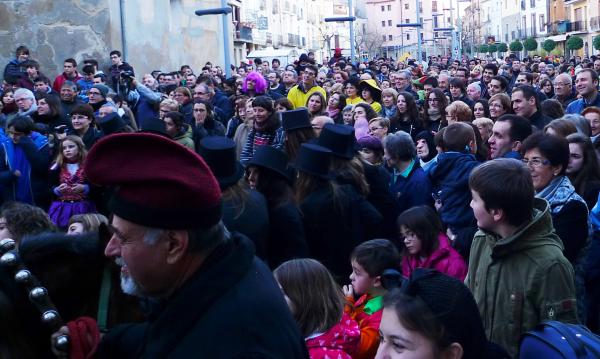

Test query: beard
[116,257,145,297]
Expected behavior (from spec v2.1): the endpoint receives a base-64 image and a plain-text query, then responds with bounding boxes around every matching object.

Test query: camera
[120,70,134,79]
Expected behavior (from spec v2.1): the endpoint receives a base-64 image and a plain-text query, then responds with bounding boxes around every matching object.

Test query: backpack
[519,321,600,358]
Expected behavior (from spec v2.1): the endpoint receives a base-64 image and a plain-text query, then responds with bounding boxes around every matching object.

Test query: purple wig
[242,71,268,95]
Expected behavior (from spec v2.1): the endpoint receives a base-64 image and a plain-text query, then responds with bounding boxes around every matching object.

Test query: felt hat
[246,145,292,183]
[85,133,222,230]
[91,84,109,98]
[358,79,382,102]
[280,108,312,131]
[293,143,333,180]
[317,123,356,159]
[197,136,244,190]
[97,112,127,135]
[357,135,383,152]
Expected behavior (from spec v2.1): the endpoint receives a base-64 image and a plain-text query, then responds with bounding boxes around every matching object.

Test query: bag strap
[96,265,112,332]
[542,321,586,358]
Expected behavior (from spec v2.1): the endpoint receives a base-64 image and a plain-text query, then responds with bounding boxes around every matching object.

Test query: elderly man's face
[105,215,175,297]
[61,86,76,102]
[14,92,34,111]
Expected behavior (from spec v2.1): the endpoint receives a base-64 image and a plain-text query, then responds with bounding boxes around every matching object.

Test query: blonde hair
[55,135,87,167]
[472,117,494,140]
[160,99,179,112]
[446,101,472,123]
[381,88,399,102]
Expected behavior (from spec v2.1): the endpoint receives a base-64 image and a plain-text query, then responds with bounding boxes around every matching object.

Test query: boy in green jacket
[466,158,578,357]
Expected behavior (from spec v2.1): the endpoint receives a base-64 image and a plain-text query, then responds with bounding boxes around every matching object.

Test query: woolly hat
[357,135,383,152]
[97,112,127,135]
[84,133,222,229]
[91,84,109,98]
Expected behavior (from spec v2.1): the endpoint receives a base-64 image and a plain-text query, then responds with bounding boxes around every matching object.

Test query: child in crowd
[274,258,360,359]
[66,212,108,235]
[48,135,96,229]
[397,205,467,281]
[343,239,401,359]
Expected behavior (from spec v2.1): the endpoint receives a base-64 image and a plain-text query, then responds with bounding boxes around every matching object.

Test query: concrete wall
[0,0,228,80]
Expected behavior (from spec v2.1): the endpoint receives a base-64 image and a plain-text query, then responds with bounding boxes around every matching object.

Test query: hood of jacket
[481,198,564,259]
[174,123,193,141]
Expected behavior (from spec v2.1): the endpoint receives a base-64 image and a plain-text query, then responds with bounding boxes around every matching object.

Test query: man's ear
[511,140,522,152]
[164,230,189,264]
[373,275,382,288]
[490,207,505,223]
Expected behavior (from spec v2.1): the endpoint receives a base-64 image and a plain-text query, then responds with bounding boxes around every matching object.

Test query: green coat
[173,124,195,151]
[465,198,578,357]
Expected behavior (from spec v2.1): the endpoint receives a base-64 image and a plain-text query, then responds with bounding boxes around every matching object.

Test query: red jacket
[401,233,467,281]
[344,294,383,359]
[53,72,82,92]
[306,312,360,359]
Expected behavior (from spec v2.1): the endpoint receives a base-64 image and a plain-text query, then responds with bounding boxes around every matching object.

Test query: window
[530,0,535,6]
[407,34,410,40]
[388,20,392,26]
[387,5,391,10]
[531,13,536,36]
[389,34,393,40]
[540,14,545,32]
[434,17,438,28]
[405,3,409,9]
[383,35,387,42]
[382,21,385,27]
[405,18,410,23]
[381,5,384,11]
[432,1,437,12]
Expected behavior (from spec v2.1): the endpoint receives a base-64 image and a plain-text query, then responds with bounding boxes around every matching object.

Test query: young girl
[397,206,467,281]
[48,135,97,229]
[67,213,108,235]
[274,258,360,359]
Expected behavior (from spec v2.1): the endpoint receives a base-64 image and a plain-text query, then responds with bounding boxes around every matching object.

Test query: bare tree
[354,24,385,59]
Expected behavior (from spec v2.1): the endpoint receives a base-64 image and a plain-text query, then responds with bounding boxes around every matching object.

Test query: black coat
[300,184,383,280]
[98,234,308,358]
[222,189,269,259]
[363,163,399,241]
[267,200,309,268]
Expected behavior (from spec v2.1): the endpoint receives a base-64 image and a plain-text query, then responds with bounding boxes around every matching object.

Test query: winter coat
[566,92,600,115]
[306,313,360,359]
[401,233,467,281]
[239,127,284,165]
[180,101,194,125]
[59,98,85,122]
[68,127,102,150]
[192,120,226,151]
[429,151,479,257]
[363,163,398,241]
[267,200,309,269]
[52,72,82,92]
[222,189,270,260]
[173,124,195,151]
[465,198,578,358]
[98,234,309,358]
[212,90,234,120]
[389,160,433,216]
[344,294,383,359]
[527,110,552,131]
[300,184,383,280]
[3,59,27,80]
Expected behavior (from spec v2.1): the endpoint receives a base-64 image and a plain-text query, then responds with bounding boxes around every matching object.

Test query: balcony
[235,25,253,42]
[571,20,588,33]
[546,21,571,35]
[591,17,600,32]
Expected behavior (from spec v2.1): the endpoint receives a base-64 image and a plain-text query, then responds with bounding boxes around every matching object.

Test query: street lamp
[195,5,233,77]
[324,14,357,63]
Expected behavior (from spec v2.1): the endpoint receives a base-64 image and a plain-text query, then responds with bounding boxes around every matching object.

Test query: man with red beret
[54,133,308,358]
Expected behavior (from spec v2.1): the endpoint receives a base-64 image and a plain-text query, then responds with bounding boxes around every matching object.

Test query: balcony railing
[235,25,253,41]
[546,21,571,35]
[572,20,587,32]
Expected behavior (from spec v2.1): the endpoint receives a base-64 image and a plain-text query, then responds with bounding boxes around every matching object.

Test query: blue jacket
[566,92,600,114]
[429,151,479,228]
[3,59,26,80]
[389,160,433,216]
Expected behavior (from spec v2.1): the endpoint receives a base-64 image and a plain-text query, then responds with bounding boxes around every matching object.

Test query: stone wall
[0,0,229,80]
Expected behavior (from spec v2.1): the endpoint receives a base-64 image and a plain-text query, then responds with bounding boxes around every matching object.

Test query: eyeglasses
[553,82,569,87]
[522,157,550,168]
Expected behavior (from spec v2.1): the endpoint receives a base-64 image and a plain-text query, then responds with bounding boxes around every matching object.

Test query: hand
[434,199,442,211]
[56,132,67,141]
[50,326,70,358]
[57,183,69,194]
[131,78,138,87]
[71,184,85,194]
[13,170,21,178]
[342,284,354,298]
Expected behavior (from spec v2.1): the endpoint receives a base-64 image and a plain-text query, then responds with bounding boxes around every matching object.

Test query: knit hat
[280,108,312,131]
[84,133,222,229]
[399,269,489,359]
[357,135,383,152]
[91,84,109,98]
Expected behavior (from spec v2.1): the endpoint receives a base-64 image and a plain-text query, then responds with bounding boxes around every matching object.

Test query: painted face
[567,142,584,175]
[415,139,430,160]
[349,260,375,296]
[62,139,79,161]
[523,148,560,191]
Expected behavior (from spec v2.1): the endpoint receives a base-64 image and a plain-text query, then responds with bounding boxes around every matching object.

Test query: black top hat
[316,123,356,159]
[246,145,292,183]
[294,143,333,180]
[98,113,127,135]
[198,136,244,190]
[139,116,169,138]
[280,108,312,132]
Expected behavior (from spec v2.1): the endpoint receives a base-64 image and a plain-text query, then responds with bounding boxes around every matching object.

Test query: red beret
[84,133,222,229]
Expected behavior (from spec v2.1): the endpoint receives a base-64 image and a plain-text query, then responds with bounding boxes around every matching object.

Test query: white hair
[14,88,35,100]
[467,82,481,94]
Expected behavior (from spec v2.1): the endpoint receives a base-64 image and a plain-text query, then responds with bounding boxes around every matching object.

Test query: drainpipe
[119,0,128,60]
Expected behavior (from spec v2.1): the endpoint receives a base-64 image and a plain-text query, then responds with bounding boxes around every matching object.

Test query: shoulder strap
[542,321,587,358]
[96,265,112,331]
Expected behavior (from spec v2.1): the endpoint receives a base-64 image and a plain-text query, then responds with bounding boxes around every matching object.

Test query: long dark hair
[397,206,443,257]
[252,96,280,133]
[330,156,370,196]
[285,127,316,161]
[567,133,600,196]
[391,91,420,131]
[253,167,295,208]
[422,88,448,129]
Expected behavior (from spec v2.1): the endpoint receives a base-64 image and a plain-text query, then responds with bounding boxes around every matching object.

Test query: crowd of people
[1,44,600,358]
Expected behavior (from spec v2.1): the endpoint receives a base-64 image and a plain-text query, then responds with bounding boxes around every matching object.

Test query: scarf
[536,176,587,215]
[382,105,397,119]
[427,108,441,122]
